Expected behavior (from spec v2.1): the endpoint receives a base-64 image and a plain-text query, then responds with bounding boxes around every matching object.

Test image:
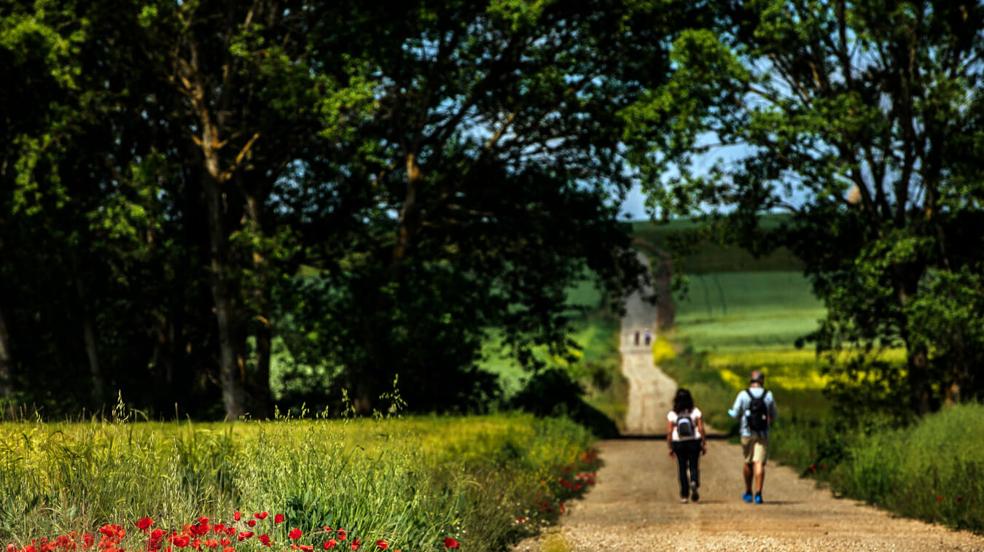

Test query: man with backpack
[727,370,777,504]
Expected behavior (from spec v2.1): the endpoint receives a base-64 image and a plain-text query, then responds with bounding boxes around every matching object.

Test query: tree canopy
[0,0,688,418]
[624,0,984,414]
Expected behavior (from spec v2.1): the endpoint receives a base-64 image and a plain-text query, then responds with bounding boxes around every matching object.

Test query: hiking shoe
[690,481,700,503]
[754,493,764,505]
[742,492,753,503]
[679,497,689,504]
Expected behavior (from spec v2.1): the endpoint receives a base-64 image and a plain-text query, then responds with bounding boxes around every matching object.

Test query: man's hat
[749,370,764,383]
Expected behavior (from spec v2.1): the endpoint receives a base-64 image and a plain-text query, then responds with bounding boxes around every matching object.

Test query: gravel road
[514,259,984,551]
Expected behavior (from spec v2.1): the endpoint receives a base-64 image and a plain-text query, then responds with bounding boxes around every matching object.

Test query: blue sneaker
[742,492,753,503]
[754,493,764,504]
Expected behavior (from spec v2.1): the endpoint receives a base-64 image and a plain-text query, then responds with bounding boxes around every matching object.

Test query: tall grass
[0,414,597,551]
[830,404,984,532]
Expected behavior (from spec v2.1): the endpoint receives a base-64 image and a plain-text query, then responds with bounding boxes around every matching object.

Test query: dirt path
[620,253,675,435]
[514,261,984,551]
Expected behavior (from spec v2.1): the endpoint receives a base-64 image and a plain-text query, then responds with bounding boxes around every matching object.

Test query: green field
[0,414,597,551]
[675,271,825,352]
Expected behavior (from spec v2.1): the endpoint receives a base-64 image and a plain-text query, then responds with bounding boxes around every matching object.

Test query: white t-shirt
[667,407,703,441]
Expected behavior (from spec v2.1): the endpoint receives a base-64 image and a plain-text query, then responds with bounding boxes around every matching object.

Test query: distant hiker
[667,388,706,503]
[643,329,652,346]
[634,331,640,346]
[728,370,777,504]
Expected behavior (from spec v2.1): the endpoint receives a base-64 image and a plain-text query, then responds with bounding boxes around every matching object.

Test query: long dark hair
[673,388,695,414]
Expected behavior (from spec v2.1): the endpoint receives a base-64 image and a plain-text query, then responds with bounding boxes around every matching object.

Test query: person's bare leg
[743,462,753,494]
[753,461,765,493]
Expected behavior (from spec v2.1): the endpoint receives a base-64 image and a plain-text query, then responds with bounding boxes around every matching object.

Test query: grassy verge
[0,414,599,551]
[828,404,984,532]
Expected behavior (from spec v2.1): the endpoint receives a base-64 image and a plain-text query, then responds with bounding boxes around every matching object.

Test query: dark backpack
[746,389,769,432]
[675,411,695,439]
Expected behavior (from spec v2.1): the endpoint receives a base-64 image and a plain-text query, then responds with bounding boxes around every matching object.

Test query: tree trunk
[0,302,12,399]
[73,273,105,408]
[203,172,247,420]
[245,193,273,418]
[907,345,932,415]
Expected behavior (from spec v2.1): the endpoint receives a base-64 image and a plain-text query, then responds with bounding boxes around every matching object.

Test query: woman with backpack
[666,388,706,503]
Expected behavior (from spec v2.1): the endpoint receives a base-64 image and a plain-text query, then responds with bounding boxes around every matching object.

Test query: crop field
[0,415,598,552]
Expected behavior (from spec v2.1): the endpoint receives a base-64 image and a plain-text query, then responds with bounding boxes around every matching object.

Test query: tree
[624,0,984,413]
[273,0,685,412]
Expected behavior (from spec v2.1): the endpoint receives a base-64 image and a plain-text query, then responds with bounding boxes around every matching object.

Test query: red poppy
[375,540,388,550]
[335,529,346,542]
[237,532,253,542]
[247,521,257,528]
[254,513,268,521]
[224,528,237,538]
[136,518,154,532]
[288,529,302,541]
[442,537,460,549]
[274,514,285,525]
[323,541,336,551]
[258,535,271,547]
[83,534,94,548]
[234,513,242,522]
[348,539,360,551]
[99,525,125,540]
[299,546,313,552]
[169,536,190,549]
[220,539,230,546]
[6,545,14,552]
[223,548,235,552]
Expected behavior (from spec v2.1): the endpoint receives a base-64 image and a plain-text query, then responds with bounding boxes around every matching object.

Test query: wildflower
[254,513,268,521]
[83,534,94,548]
[288,529,303,541]
[375,540,388,550]
[6,544,14,552]
[335,529,346,542]
[274,514,285,525]
[219,539,230,547]
[223,548,235,552]
[257,535,271,547]
[349,539,360,551]
[234,513,242,522]
[237,532,253,542]
[443,537,460,549]
[323,541,336,551]
[224,528,237,538]
[169,536,190,549]
[247,521,257,528]
[99,525,125,540]
[136,518,155,532]
[299,546,313,552]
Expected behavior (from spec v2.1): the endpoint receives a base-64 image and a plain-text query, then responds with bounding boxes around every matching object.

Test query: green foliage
[0,414,595,550]
[0,0,682,417]
[625,0,984,413]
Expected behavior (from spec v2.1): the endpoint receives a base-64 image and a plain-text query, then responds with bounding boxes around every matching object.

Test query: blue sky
[619,182,650,222]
